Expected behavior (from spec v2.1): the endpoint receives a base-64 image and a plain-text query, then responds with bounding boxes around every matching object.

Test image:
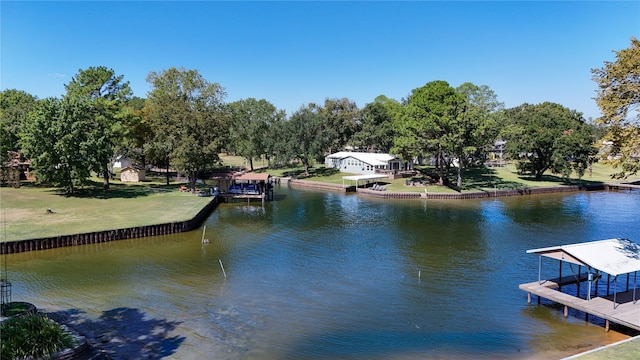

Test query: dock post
[527,292,531,304]
[605,320,610,332]
[564,305,568,318]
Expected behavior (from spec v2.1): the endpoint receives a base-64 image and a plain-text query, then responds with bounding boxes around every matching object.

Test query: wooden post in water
[219,259,227,279]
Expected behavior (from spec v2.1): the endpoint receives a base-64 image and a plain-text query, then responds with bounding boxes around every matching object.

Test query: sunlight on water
[4,187,639,359]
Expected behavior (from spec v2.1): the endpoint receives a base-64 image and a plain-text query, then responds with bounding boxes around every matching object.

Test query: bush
[1,301,36,317]
[0,313,76,360]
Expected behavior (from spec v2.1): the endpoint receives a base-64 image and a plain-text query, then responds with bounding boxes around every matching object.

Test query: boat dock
[520,279,640,331]
[210,172,274,205]
[521,238,640,332]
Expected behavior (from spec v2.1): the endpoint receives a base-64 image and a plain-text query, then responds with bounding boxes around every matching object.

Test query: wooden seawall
[0,197,220,255]
[357,185,582,199]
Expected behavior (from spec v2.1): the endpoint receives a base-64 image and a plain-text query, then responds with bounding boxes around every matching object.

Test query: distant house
[113,155,132,169]
[120,166,146,182]
[324,152,411,175]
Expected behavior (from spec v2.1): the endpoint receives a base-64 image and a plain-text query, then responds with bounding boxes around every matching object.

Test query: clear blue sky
[2,1,639,119]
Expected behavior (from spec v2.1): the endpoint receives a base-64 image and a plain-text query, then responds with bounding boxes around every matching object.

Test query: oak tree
[592,37,640,178]
[145,67,226,188]
[503,102,595,181]
[64,66,132,189]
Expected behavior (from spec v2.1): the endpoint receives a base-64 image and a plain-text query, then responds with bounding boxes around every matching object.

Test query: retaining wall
[0,197,219,255]
[356,185,582,199]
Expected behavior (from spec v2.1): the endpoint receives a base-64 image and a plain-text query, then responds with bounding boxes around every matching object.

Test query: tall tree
[228,98,284,170]
[393,80,465,185]
[116,96,151,167]
[281,105,328,176]
[502,102,595,181]
[145,67,226,188]
[313,98,360,153]
[64,66,132,189]
[0,89,37,159]
[592,37,640,178]
[453,83,503,189]
[19,98,93,192]
[353,95,398,153]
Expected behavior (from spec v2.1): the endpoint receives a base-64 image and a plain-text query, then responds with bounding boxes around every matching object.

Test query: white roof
[326,152,397,166]
[527,238,640,276]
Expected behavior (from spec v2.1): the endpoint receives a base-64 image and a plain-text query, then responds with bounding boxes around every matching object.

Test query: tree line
[1,38,638,192]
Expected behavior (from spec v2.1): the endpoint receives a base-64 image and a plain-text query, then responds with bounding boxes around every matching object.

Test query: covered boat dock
[218,172,273,204]
[519,238,640,331]
[342,174,389,191]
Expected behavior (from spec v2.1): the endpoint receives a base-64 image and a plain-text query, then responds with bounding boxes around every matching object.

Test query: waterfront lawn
[0,181,212,242]
[277,162,640,194]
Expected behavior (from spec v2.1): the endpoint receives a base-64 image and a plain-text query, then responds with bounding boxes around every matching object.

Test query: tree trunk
[304,161,310,177]
[437,145,444,186]
[189,171,197,192]
[166,161,170,186]
[457,165,462,190]
[249,158,254,171]
[103,167,110,190]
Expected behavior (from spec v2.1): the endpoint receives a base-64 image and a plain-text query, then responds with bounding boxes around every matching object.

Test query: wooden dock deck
[520,280,640,331]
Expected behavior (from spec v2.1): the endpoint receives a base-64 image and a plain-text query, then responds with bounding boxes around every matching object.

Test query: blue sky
[2,1,639,119]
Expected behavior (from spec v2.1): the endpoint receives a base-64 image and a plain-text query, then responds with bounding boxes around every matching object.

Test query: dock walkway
[520,280,640,331]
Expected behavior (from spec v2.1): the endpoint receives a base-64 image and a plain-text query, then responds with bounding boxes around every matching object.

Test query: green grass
[219,153,269,169]
[571,337,640,360]
[280,162,640,194]
[0,313,76,360]
[0,180,212,242]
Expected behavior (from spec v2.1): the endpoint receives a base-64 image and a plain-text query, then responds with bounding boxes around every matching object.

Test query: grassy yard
[0,181,212,242]
[279,161,640,194]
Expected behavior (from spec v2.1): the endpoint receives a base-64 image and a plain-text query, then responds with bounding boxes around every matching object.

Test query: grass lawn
[0,180,212,242]
[281,162,640,194]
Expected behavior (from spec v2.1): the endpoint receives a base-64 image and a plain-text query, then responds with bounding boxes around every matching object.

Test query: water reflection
[5,187,640,359]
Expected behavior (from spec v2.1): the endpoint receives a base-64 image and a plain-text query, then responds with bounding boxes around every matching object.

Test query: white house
[113,155,132,169]
[324,152,411,175]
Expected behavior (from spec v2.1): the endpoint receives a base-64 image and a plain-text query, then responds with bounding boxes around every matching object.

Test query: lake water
[4,186,640,359]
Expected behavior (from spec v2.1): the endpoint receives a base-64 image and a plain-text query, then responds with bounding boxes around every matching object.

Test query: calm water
[4,186,640,359]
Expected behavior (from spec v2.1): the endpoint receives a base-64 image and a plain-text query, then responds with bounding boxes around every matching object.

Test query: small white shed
[120,166,146,182]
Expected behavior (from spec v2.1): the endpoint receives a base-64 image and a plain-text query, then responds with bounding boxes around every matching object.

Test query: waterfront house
[324,152,410,175]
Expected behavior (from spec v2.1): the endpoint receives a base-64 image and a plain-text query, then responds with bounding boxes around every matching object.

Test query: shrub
[0,313,76,360]
[1,301,36,317]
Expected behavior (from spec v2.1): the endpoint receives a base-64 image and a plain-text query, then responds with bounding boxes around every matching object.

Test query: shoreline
[3,180,635,254]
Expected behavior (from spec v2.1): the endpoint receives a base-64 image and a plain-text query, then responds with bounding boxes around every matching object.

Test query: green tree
[393,80,465,185]
[313,98,360,153]
[503,102,595,181]
[228,98,285,170]
[592,37,640,178]
[281,105,328,176]
[64,66,132,189]
[145,67,226,188]
[353,95,399,153]
[453,83,503,189]
[19,98,94,192]
[116,96,151,167]
[0,89,37,158]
